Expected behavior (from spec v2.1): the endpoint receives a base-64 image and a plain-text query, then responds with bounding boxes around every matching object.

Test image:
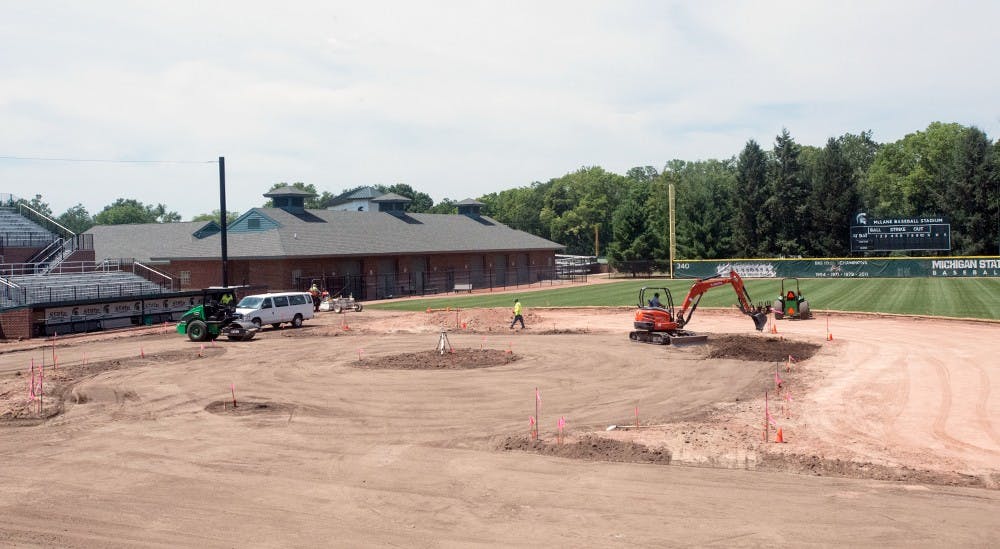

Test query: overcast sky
[2,1,998,220]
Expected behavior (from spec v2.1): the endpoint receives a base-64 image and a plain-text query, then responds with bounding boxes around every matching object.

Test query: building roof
[263,186,317,198]
[86,221,219,263]
[138,208,562,260]
[329,186,381,206]
[370,192,411,203]
[457,198,485,206]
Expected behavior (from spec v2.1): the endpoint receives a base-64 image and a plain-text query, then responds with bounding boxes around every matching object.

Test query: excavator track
[628,330,708,346]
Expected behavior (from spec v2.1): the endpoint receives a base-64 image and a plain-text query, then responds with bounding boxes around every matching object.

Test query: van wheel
[292,314,303,328]
[251,318,262,329]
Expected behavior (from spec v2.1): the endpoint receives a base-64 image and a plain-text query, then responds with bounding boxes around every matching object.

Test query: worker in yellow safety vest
[510,298,525,329]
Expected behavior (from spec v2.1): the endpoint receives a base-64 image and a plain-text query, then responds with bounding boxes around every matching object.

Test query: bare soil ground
[0,305,997,547]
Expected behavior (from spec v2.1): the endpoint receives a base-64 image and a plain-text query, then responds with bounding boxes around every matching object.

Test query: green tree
[375,183,434,213]
[21,194,53,217]
[94,199,180,225]
[669,159,737,259]
[606,185,653,268]
[56,204,94,233]
[190,210,242,224]
[769,129,809,256]
[538,167,627,254]
[808,138,858,256]
[732,140,771,256]
[427,198,458,214]
[479,183,548,234]
[943,127,996,254]
[862,122,965,217]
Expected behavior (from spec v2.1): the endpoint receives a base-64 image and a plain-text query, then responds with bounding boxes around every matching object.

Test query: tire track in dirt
[974,365,1000,447]
[928,356,1000,456]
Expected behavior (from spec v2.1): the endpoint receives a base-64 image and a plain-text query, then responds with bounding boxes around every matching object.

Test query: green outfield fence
[672,256,1000,279]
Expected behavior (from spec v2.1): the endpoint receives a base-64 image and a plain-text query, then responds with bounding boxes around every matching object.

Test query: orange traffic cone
[775,428,784,443]
[770,322,778,334]
[827,332,833,341]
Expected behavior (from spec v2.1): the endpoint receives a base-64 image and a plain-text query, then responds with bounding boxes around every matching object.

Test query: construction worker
[649,293,662,308]
[510,298,525,329]
[220,293,233,307]
[309,282,321,312]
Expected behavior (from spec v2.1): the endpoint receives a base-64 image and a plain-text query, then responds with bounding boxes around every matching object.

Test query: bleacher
[3,271,169,307]
[0,206,58,248]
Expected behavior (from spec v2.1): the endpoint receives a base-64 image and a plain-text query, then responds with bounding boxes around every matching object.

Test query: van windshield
[237,296,264,308]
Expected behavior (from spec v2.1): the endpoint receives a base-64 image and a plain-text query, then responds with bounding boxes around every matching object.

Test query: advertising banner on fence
[672,257,1000,279]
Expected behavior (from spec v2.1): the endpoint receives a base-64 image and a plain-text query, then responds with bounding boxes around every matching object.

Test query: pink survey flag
[558,416,566,430]
[535,388,541,403]
[774,370,783,386]
[529,415,536,426]
[766,409,778,428]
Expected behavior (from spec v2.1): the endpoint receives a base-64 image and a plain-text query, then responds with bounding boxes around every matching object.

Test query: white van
[235,292,314,329]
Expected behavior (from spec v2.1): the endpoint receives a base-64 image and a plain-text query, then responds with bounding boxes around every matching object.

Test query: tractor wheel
[354,303,363,312]
[291,314,303,328]
[799,301,811,319]
[187,320,208,342]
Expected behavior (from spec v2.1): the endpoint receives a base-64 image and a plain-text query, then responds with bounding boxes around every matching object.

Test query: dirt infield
[0,306,997,546]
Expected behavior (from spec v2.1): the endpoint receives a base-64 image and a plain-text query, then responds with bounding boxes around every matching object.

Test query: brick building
[88,187,563,300]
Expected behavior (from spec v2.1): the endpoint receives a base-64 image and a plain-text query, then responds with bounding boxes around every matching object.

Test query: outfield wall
[672,256,1000,279]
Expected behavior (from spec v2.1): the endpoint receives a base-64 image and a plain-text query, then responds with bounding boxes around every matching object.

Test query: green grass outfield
[367,278,1000,320]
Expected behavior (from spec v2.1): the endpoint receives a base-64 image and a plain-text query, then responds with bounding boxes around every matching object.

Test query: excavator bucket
[750,311,768,332]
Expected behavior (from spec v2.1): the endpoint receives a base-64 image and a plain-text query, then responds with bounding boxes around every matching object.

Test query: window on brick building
[180,271,191,287]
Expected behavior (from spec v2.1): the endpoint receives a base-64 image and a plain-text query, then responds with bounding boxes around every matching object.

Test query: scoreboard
[850,214,951,252]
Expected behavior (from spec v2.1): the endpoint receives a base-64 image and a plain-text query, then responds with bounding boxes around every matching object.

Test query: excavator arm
[675,270,769,331]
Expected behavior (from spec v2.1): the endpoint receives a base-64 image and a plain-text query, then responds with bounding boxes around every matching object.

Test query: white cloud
[1,0,998,219]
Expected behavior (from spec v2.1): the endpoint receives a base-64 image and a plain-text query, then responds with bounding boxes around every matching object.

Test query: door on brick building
[336,260,364,298]
[517,253,529,284]
[410,257,427,294]
[468,255,484,287]
[493,254,507,288]
[377,258,396,298]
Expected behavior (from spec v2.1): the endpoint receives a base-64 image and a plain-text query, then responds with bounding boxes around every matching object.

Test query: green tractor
[176,287,259,342]
[772,278,811,320]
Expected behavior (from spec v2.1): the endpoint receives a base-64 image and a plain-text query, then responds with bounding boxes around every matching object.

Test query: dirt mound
[350,349,520,370]
[499,434,673,464]
[705,334,820,362]
[758,451,987,488]
[205,399,294,417]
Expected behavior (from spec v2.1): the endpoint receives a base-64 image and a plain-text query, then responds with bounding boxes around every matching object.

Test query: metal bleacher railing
[0,259,174,309]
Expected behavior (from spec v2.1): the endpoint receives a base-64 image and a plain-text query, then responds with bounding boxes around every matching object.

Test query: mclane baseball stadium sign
[850,212,951,252]
[672,257,1000,279]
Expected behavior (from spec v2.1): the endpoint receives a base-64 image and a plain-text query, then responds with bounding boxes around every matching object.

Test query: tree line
[479,122,999,264]
[22,121,999,262]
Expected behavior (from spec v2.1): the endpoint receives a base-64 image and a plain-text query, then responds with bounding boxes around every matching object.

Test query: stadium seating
[0,207,58,248]
[1,271,170,308]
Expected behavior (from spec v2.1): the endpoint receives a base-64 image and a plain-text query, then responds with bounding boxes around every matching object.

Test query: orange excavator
[629,270,770,345]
